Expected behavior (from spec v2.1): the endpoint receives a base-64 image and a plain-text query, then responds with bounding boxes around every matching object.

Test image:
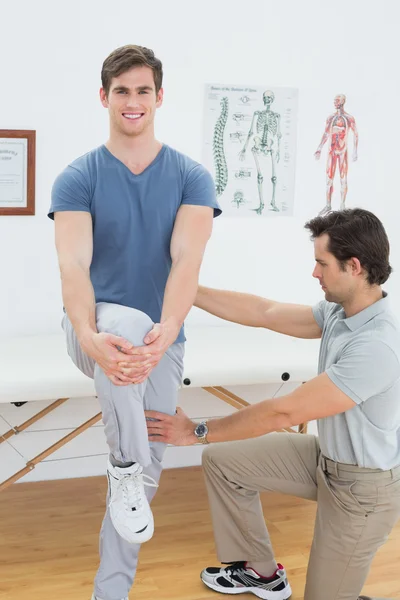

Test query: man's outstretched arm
[146,373,354,445]
[146,340,399,446]
[195,286,322,339]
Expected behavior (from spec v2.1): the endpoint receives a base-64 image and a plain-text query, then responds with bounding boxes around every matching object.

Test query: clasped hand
[85,322,177,386]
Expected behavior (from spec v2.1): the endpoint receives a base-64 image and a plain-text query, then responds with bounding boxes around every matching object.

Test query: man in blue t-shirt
[48,44,221,600]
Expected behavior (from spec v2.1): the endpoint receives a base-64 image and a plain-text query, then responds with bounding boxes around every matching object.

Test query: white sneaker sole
[202,579,292,600]
[110,509,154,544]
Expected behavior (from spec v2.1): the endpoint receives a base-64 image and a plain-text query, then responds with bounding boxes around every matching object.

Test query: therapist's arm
[195,286,322,339]
[147,339,399,445]
[146,373,355,445]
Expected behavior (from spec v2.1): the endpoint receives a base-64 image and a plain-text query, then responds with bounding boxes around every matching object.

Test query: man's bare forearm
[60,264,97,347]
[206,397,291,443]
[161,260,201,336]
[194,286,272,327]
[204,372,353,443]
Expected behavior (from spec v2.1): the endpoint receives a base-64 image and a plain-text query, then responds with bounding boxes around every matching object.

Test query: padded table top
[0,326,320,404]
[183,326,319,387]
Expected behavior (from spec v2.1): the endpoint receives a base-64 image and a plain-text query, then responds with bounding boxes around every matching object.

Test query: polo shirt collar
[342,291,388,331]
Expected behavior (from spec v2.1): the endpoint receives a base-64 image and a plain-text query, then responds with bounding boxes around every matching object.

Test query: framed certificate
[0,130,36,215]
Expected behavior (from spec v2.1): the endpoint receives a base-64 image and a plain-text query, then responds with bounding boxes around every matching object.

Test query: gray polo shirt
[312,293,400,470]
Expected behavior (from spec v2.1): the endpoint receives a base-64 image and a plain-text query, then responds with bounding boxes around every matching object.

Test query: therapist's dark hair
[305,208,392,285]
[101,45,163,96]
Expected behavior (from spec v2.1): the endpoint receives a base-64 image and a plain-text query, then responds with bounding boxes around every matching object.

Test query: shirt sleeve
[181,164,222,217]
[48,166,92,220]
[312,300,328,329]
[326,340,400,404]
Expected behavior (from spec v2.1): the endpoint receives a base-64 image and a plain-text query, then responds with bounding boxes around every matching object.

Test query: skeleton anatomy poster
[203,84,298,217]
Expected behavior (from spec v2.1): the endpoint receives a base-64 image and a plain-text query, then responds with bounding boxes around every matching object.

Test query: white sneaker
[201,561,292,599]
[107,459,158,544]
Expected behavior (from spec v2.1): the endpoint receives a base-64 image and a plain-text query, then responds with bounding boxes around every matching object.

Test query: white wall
[0,0,399,482]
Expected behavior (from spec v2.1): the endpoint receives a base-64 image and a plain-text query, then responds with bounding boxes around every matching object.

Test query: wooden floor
[0,467,399,600]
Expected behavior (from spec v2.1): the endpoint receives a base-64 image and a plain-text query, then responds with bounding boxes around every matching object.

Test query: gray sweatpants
[62,302,184,600]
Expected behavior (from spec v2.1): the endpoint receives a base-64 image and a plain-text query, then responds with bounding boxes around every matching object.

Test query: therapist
[147,208,400,600]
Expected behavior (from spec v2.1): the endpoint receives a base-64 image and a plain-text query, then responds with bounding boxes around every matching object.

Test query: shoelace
[110,470,158,512]
[225,561,247,576]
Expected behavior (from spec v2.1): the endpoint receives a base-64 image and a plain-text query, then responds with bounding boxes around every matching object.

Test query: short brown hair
[304,208,392,286]
[101,45,163,96]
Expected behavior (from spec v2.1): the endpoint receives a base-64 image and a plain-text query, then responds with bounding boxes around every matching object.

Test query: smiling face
[100,65,163,139]
[312,234,358,303]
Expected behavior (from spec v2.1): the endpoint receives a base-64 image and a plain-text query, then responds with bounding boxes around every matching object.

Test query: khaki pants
[202,432,400,600]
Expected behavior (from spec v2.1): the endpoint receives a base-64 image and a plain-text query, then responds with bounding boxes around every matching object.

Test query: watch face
[196,423,207,437]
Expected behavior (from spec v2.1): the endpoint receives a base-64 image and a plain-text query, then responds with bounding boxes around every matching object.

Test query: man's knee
[201,443,249,490]
[202,445,213,469]
[97,303,154,346]
[115,312,153,346]
[202,444,225,474]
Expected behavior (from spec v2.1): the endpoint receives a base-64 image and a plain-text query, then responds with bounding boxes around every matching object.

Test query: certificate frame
[0,129,36,215]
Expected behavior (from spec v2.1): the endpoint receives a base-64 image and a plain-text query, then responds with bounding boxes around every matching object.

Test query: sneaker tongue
[117,463,142,476]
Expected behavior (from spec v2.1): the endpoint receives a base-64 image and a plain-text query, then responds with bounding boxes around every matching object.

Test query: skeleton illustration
[230,131,246,143]
[212,97,229,197]
[239,90,282,214]
[315,94,358,215]
[235,169,251,179]
[232,190,247,208]
[232,112,247,124]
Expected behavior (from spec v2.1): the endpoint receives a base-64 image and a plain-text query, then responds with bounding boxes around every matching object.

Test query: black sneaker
[200,561,292,599]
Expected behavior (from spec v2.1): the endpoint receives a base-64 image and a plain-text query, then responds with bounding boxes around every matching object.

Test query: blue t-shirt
[48,144,221,343]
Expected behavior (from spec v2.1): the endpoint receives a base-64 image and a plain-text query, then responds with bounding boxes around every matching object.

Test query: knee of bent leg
[117,312,154,346]
[98,304,154,347]
[202,445,232,481]
[202,445,219,471]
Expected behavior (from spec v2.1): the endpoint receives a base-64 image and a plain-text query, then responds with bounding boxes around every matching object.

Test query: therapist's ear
[348,257,362,276]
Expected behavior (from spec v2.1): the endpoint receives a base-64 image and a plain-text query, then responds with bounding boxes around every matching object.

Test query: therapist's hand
[145,408,197,446]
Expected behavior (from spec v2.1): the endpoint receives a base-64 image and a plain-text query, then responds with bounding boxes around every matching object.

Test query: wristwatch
[194,421,209,444]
